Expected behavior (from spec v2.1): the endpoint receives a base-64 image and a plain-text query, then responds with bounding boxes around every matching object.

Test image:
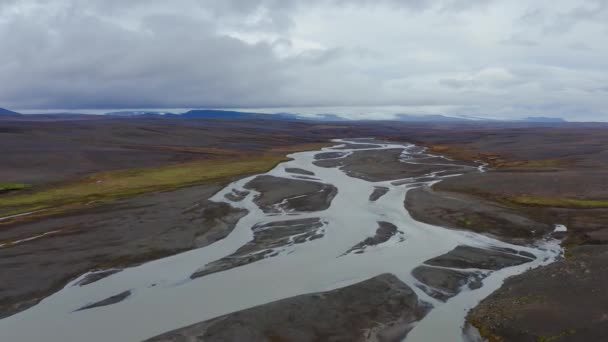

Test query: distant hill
[312,113,348,121]
[179,110,355,121]
[0,107,21,116]
[395,114,568,123]
[105,111,174,117]
[394,114,469,122]
[180,109,273,119]
[521,117,567,123]
[95,109,566,123]
[103,109,296,120]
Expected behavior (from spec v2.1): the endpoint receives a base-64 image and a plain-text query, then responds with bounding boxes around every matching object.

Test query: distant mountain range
[394,114,468,122]
[104,109,328,121]
[0,107,20,116]
[105,111,174,117]
[521,117,566,123]
[0,106,569,123]
[102,110,569,123]
[179,110,275,119]
[395,114,566,123]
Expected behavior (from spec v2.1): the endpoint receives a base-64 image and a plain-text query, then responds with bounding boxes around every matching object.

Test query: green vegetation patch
[0,183,30,192]
[426,144,571,169]
[509,195,608,209]
[0,142,333,221]
[444,187,608,210]
[468,319,505,342]
[0,154,288,218]
[499,159,568,168]
[537,329,577,342]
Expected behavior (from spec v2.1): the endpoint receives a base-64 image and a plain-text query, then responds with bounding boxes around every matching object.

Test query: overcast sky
[1,0,607,120]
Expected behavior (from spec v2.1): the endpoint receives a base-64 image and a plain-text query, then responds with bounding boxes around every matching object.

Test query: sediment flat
[147,274,430,342]
[424,245,534,270]
[369,186,389,201]
[191,217,326,279]
[244,175,337,213]
[405,186,552,243]
[342,221,404,255]
[315,148,473,181]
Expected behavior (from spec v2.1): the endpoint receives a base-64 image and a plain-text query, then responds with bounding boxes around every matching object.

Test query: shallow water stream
[0,139,562,341]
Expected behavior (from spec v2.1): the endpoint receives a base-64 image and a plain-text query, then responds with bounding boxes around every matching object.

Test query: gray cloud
[500,36,539,47]
[0,0,607,120]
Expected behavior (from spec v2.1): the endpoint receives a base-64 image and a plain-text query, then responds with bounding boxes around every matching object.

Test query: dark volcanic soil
[342,221,404,255]
[147,273,431,342]
[436,169,608,201]
[412,245,534,302]
[370,186,389,201]
[405,186,552,243]
[0,184,245,319]
[335,143,382,150]
[424,245,535,270]
[244,175,337,213]
[0,118,352,185]
[314,151,348,160]
[412,266,485,302]
[75,290,132,312]
[468,245,608,342]
[285,167,315,176]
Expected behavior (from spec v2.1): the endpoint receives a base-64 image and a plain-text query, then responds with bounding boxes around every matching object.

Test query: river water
[0,139,562,341]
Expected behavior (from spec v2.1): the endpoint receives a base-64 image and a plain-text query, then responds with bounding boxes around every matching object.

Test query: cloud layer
[1,0,607,120]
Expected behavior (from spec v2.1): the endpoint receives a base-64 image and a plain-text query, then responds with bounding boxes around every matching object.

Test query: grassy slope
[426,144,569,169]
[0,142,330,219]
[508,195,608,208]
[426,144,608,209]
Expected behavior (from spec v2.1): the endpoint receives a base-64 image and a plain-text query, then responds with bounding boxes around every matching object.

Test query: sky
[1,0,607,120]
